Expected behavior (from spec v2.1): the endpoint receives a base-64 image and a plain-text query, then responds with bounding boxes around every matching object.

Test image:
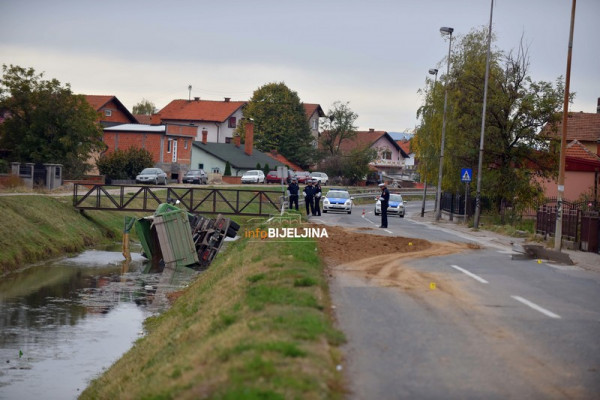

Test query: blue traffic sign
[461,168,472,183]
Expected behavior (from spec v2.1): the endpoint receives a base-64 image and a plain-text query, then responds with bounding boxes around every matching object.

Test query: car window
[141,168,154,174]
[327,191,349,199]
[390,194,403,202]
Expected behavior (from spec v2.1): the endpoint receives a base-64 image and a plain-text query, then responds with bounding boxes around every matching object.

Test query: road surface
[314,201,600,399]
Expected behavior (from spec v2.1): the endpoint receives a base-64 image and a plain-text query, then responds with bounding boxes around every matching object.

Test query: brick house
[152,97,246,144]
[539,103,600,201]
[84,95,138,127]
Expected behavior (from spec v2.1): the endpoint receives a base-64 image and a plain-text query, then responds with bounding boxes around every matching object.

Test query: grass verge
[80,220,346,400]
[0,196,129,274]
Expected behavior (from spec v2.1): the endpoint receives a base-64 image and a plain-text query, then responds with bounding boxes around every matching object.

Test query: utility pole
[555,0,576,251]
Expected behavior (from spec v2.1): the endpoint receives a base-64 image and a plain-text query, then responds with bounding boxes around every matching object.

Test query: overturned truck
[134,203,240,270]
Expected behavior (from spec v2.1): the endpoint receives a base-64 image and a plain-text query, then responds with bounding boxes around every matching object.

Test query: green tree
[319,101,358,156]
[0,64,105,178]
[414,28,565,212]
[255,162,261,170]
[96,147,153,181]
[224,161,232,176]
[262,163,271,176]
[239,82,314,168]
[132,99,156,115]
[320,147,376,185]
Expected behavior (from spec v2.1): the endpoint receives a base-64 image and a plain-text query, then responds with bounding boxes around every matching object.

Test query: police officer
[379,182,390,228]
[287,178,299,210]
[313,181,322,216]
[303,179,315,216]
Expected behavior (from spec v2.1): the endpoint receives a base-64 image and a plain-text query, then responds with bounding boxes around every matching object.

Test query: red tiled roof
[134,114,152,124]
[303,103,325,119]
[337,130,388,153]
[541,112,600,142]
[397,139,411,154]
[265,150,303,172]
[84,95,115,111]
[156,99,246,123]
[566,140,600,162]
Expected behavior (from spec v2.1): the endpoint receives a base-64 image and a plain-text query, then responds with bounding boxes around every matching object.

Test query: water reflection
[0,249,199,400]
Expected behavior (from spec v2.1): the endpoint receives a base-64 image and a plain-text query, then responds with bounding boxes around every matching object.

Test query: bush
[262,163,270,176]
[97,147,154,180]
[224,161,232,176]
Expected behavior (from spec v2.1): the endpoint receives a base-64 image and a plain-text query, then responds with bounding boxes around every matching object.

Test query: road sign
[461,168,472,183]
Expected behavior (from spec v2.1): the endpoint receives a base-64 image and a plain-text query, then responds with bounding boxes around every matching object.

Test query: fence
[536,199,600,253]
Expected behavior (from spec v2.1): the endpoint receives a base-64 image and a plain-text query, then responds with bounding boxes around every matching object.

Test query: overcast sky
[1,0,598,131]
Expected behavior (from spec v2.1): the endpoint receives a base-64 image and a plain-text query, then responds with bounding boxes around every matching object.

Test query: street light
[473,0,494,229]
[421,68,438,218]
[435,26,454,221]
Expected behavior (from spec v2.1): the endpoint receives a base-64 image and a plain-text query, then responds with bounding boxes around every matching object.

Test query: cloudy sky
[1,0,598,131]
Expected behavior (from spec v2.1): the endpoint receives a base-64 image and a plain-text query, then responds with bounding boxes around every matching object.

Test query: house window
[312,119,318,130]
[104,109,112,117]
[225,137,232,144]
[198,163,204,169]
[228,117,237,128]
[212,167,220,174]
[382,150,392,160]
[167,138,172,153]
[184,140,188,149]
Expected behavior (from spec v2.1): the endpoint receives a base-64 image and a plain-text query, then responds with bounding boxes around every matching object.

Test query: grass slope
[0,196,127,274]
[81,224,346,400]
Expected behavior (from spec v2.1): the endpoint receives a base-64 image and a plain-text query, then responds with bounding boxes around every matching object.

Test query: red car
[295,171,311,183]
[266,170,295,184]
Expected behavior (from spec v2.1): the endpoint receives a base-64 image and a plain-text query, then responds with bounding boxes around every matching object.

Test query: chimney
[369,128,375,132]
[201,129,208,144]
[224,97,231,102]
[245,122,254,156]
[234,135,241,147]
[194,97,200,101]
[597,97,600,113]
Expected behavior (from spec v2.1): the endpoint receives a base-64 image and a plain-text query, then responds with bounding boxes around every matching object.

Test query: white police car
[322,190,353,214]
[375,193,405,217]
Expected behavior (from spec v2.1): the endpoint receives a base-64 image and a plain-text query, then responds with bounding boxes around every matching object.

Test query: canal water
[0,247,198,400]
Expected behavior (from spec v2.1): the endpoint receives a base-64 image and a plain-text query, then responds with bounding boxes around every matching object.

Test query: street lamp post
[421,68,438,218]
[435,26,454,221]
[473,0,494,229]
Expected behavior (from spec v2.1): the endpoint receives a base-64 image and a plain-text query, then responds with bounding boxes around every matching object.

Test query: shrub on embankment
[80,226,346,399]
[0,196,126,274]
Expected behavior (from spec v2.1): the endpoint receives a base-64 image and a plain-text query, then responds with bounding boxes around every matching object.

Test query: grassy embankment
[81,217,346,399]
[0,195,129,274]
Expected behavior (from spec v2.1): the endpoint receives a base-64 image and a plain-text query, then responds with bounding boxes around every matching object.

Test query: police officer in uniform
[313,181,322,216]
[379,182,390,228]
[303,180,315,216]
[287,178,299,210]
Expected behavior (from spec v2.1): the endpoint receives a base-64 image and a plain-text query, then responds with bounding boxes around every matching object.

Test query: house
[304,103,325,146]
[84,95,138,127]
[336,129,409,175]
[102,124,195,180]
[190,125,285,177]
[539,101,600,201]
[152,97,246,144]
[265,149,303,172]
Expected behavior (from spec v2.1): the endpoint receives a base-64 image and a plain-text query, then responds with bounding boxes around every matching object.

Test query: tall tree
[319,101,358,156]
[132,99,156,115]
[413,28,564,212]
[240,82,313,168]
[0,65,104,178]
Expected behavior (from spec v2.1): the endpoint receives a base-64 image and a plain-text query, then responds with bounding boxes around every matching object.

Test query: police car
[375,193,405,217]
[322,190,353,214]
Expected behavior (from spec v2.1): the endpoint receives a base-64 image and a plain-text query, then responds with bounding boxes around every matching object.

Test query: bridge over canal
[72,184,285,216]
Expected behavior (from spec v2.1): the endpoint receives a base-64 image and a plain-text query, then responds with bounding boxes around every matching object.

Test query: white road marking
[511,295,561,319]
[384,229,393,234]
[450,265,489,284]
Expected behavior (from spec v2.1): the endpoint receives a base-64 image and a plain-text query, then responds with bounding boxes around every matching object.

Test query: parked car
[182,169,207,184]
[241,170,265,184]
[136,168,167,185]
[266,170,295,184]
[310,172,329,185]
[375,193,405,217]
[322,190,353,214]
[295,171,312,184]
